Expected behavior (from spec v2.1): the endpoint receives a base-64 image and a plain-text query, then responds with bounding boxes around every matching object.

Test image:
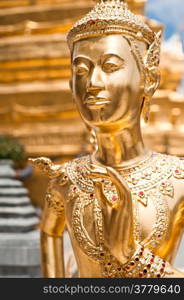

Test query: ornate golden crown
[67,0,155,50]
[67,0,162,84]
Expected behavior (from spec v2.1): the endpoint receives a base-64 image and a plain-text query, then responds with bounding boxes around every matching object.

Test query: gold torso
[38,152,184,277]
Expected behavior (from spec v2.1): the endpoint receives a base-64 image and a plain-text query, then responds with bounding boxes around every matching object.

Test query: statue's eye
[102,62,120,73]
[75,64,89,76]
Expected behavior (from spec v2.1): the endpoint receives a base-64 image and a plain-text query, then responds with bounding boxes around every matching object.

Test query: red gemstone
[158,234,161,238]
[117,267,121,271]
[143,269,147,274]
[73,186,76,191]
[139,273,143,277]
[135,257,139,262]
[107,262,111,266]
[139,252,143,256]
[100,253,104,256]
[90,193,94,198]
[147,264,151,268]
[126,266,130,270]
[175,170,180,174]
[157,274,161,278]
[139,191,144,197]
[64,175,67,179]
[130,262,135,266]
[112,196,117,201]
[150,258,154,263]
[88,20,95,25]
[161,182,165,186]
[160,268,164,273]
[141,247,144,251]
[162,263,166,267]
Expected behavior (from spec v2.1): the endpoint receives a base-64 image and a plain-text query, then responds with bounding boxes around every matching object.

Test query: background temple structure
[0,158,40,277]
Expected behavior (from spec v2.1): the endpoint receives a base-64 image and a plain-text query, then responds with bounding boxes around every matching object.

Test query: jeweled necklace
[66,153,184,258]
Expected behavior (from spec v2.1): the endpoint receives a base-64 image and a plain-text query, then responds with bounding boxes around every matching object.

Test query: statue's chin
[83,116,130,131]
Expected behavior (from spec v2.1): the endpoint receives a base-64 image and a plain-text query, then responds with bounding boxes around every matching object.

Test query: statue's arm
[41,232,65,278]
[162,181,184,277]
[164,265,184,277]
[29,157,67,277]
[40,178,66,278]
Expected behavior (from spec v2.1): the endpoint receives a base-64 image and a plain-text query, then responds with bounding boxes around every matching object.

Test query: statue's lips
[84,97,110,107]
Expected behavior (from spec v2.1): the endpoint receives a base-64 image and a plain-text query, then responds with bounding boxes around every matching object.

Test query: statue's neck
[92,117,147,168]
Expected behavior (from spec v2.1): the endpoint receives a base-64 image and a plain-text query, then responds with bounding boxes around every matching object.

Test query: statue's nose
[87,67,104,95]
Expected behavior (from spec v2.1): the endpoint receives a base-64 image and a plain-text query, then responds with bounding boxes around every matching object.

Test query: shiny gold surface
[33,0,184,278]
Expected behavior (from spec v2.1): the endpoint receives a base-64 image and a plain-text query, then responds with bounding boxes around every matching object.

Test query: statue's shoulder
[156,152,184,180]
[65,154,90,169]
[29,154,90,184]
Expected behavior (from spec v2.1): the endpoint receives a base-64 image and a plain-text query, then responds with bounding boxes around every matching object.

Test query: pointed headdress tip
[67,0,155,50]
[157,30,163,43]
[145,30,162,69]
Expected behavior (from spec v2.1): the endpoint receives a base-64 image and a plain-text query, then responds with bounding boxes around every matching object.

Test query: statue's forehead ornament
[67,0,161,74]
[67,0,154,48]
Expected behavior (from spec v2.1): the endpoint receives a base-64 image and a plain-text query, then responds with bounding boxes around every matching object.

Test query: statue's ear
[144,31,162,97]
[144,66,160,97]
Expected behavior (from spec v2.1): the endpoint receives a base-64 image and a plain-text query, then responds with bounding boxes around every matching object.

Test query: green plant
[0,135,26,161]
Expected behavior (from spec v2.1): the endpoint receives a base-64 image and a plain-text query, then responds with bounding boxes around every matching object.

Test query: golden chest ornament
[64,152,184,277]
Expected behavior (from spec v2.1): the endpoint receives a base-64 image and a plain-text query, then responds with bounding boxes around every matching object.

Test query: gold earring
[142,96,150,123]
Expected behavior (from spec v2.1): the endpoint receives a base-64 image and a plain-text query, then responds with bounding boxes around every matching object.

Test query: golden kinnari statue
[30,0,184,278]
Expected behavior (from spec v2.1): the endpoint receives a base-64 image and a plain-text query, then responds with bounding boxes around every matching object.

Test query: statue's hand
[88,165,135,263]
[29,157,66,179]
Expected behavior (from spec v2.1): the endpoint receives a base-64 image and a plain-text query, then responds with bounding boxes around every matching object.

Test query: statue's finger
[106,167,131,202]
[94,181,120,209]
[93,181,107,208]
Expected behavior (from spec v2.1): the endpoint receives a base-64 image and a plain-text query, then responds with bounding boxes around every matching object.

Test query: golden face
[71,34,146,129]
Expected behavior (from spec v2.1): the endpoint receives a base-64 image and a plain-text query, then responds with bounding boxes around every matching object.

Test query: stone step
[0,196,32,205]
[0,230,40,266]
[0,206,37,214]
[0,216,39,226]
[0,178,23,186]
[0,187,28,195]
